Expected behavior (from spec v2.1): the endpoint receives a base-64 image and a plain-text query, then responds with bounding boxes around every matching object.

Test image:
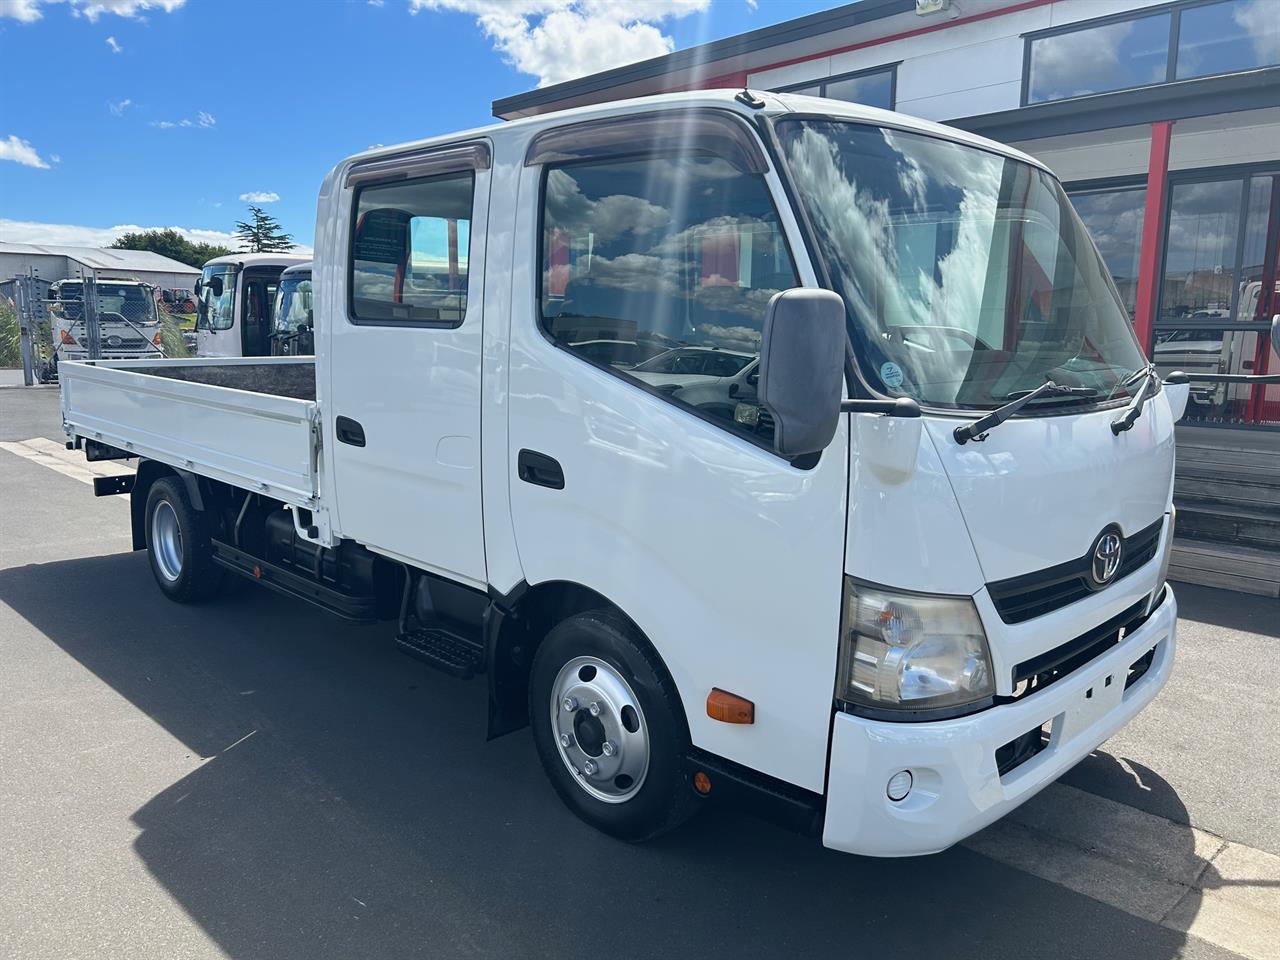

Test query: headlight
[837,580,994,717]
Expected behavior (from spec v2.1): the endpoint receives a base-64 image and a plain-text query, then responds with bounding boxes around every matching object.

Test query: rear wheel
[144,477,222,603]
[529,609,696,842]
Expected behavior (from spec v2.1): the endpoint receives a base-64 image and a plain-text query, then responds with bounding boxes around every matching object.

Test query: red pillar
[1133,120,1174,357]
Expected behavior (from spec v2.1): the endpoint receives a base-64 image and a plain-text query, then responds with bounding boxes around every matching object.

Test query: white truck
[60,90,1190,857]
[194,252,309,357]
[49,277,165,365]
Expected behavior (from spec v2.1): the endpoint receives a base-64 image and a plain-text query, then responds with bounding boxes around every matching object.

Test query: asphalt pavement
[2,378,1277,960]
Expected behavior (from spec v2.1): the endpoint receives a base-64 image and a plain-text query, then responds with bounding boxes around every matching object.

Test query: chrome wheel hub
[550,656,649,803]
[151,500,183,582]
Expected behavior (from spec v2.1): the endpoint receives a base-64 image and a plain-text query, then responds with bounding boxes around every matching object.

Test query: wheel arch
[485,579,688,741]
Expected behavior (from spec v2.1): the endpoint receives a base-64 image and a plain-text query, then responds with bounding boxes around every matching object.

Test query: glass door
[1154,168,1280,427]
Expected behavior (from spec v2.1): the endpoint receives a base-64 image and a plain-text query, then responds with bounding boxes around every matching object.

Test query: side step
[211,540,378,622]
[396,627,485,679]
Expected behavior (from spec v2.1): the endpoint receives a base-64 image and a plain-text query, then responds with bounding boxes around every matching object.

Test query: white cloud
[151,109,215,129]
[745,0,756,9]
[239,191,280,203]
[49,153,61,163]
[0,217,314,256]
[105,34,122,52]
[0,134,52,169]
[0,0,43,21]
[412,0,709,87]
[108,97,132,115]
[368,0,384,5]
[1,0,185,21]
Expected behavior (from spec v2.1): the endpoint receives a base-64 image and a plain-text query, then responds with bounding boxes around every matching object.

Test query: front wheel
[529,609,696,842]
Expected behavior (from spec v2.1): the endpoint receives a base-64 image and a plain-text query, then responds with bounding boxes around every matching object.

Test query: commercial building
[495,0,1280,593]
[0,242,199,291]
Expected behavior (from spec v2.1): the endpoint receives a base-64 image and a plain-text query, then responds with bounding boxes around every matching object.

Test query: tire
[529,609,697,842]
[144,476,223,603]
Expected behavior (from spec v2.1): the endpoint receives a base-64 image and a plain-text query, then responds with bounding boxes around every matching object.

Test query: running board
[210,540,378,622]
[396,627,485,679]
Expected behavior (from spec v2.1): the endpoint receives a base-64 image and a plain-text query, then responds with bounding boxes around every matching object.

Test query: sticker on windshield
[880,361,904,389]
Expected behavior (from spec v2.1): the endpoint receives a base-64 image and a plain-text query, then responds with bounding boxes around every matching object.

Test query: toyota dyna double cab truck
[194,252,309,357]
[59,91,1190,857]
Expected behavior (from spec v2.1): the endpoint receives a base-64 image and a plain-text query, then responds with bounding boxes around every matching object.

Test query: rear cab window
[350,173,474,326]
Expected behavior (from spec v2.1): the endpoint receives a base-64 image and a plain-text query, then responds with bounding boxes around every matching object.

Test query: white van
[195,252,309,357]
[62,91,1189,857]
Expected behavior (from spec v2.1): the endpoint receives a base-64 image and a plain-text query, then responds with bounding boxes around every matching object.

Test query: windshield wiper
[1108,363,1156,400]
[954,381,1092,445]
[1111,366,1156,435]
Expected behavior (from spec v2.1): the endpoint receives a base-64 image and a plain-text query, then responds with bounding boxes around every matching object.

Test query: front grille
[988,519,1163,624]
[1005,599,1153,701]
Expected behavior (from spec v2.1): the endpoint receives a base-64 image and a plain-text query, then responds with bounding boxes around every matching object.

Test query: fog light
[886,770,913,802]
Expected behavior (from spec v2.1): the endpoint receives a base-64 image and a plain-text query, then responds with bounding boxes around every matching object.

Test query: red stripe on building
[1133,121,1174,357]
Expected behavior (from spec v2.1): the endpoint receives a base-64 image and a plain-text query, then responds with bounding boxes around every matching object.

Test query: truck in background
[194,252,309,357]
[269,261,314,356]
[49,277,164,375]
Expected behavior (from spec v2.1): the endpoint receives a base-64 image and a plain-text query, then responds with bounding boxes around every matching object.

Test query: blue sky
[0,0,836,251]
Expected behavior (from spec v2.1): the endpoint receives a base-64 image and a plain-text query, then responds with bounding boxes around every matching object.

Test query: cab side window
[539,154,796,436]
[350,171,473,325]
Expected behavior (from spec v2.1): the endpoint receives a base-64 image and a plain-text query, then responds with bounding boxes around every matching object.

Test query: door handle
[335,416,366,447]
[518,449,564,489]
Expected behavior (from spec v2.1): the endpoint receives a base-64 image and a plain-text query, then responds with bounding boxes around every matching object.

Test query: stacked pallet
[1171,440,1280,597]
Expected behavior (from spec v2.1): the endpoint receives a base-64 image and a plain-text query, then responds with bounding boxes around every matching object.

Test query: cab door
[239,270,278,357]
[326,142,492,588]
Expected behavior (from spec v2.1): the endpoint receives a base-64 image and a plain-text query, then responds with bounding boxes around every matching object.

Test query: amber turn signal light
[706,688,754,724]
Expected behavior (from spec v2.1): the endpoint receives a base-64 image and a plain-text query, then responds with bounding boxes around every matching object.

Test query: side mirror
[757,288,846,457]
[206,275,224,298]
[193,279,202,295]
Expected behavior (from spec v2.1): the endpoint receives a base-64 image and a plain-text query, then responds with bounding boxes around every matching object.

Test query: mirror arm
[840,397,922,418]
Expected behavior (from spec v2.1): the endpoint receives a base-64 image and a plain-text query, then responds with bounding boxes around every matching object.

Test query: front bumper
[822,587,1176,857]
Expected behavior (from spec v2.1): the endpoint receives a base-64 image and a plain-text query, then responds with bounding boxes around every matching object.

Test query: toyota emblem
[106,335,123,347]
[1090,529,1123,587]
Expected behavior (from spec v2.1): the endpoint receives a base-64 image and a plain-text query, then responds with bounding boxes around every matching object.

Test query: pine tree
[234,205,295,253]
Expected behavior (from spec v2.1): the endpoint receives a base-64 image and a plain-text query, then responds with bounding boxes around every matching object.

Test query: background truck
[61,90,1187,857]
[49,276,165,374]
[194,252,309,357]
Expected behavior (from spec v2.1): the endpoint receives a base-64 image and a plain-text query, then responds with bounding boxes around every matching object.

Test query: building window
[774,65,896,111]
[1176,0,1280,80]
[1024,0,1280,105]
[539,153,797,440]
[1155,169,1279,424]
[349,171,474,325]
[1066,183,1147,321]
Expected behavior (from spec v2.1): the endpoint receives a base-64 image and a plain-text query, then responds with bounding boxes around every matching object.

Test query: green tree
[234,205,295,253]
[111,229,234,269]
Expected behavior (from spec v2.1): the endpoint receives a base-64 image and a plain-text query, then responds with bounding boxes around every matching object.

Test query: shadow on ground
[1172,580,1280,638]
[0,552,1209,960]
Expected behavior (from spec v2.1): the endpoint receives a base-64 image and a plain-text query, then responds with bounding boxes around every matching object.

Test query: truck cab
[269,261,314,356]
[50,276,164,365]
[195,252,309,357]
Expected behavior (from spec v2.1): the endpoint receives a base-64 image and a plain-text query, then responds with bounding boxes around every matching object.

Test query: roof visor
[524,110,769,175]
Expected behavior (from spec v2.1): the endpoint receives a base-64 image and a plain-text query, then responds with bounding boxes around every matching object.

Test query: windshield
[197,265,237,331]
[96,284,158,325]
[777,119,1147,410]
[273,275,313,335]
